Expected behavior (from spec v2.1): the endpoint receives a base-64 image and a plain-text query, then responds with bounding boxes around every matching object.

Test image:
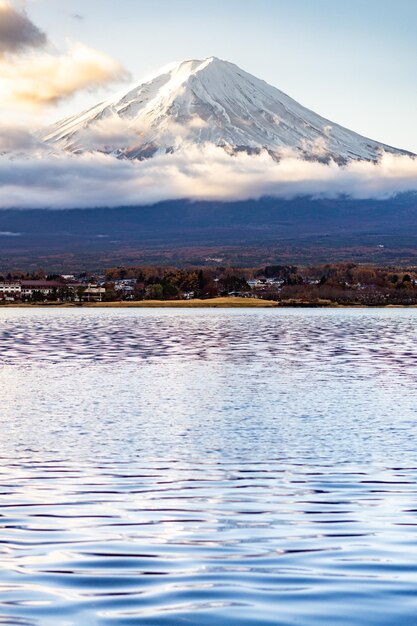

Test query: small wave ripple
[0,309,417,625]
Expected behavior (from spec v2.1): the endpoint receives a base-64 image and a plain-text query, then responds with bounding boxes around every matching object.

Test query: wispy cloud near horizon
[0,147,416,210]
[0,1,46,56]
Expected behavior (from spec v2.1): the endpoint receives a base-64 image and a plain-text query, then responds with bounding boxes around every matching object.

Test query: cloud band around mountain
[0,147,416,209]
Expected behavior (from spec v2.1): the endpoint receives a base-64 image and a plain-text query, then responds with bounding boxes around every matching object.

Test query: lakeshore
[1,297,278,308]
[2,297,416,309]
[3,263,417,308]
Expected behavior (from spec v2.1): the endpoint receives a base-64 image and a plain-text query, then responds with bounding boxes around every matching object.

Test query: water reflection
[0,309,417,625]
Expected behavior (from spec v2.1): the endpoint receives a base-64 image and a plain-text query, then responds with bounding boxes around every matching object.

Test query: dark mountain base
[0,195,416,271]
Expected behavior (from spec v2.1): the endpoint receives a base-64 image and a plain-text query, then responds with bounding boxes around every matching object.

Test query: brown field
[2,297,279,308]
[3,298,417,309]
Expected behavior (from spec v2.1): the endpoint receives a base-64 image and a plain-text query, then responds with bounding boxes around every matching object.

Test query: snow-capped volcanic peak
[40,56,412,163]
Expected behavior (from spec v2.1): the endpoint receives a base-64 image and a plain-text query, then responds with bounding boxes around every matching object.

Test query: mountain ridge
[2,194,417,270]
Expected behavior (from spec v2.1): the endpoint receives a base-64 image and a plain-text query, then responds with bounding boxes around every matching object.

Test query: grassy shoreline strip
[2,297,417,308]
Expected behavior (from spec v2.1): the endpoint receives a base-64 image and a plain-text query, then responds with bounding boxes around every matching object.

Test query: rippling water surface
[1,308,417,626]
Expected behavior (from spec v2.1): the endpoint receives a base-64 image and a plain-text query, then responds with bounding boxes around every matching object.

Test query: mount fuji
[3,57,416,268]
[40,56,412,164]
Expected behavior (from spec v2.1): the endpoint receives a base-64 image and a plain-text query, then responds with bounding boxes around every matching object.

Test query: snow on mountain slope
[39,57,413,163]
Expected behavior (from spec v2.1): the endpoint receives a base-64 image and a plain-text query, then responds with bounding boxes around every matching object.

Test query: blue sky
[21,0,417,152]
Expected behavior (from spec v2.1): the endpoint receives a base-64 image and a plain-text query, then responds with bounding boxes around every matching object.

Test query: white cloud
[75,117,139,152]
[0,147,415,209]
[0,123,40,151]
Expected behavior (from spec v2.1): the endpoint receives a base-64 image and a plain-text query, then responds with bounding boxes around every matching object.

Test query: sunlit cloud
[0,3,130,111]
[0,146,415,210]
[0,42,130,108]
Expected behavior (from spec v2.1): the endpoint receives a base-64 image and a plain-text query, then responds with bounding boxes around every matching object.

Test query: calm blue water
[1,308,417,626]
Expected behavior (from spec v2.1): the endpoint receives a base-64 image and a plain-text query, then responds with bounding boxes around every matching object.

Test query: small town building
[20,280,65,299]
[83,284,106,302]
[0,281,22,300]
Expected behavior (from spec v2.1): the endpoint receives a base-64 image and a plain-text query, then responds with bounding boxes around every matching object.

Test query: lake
[1,308,417,625]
